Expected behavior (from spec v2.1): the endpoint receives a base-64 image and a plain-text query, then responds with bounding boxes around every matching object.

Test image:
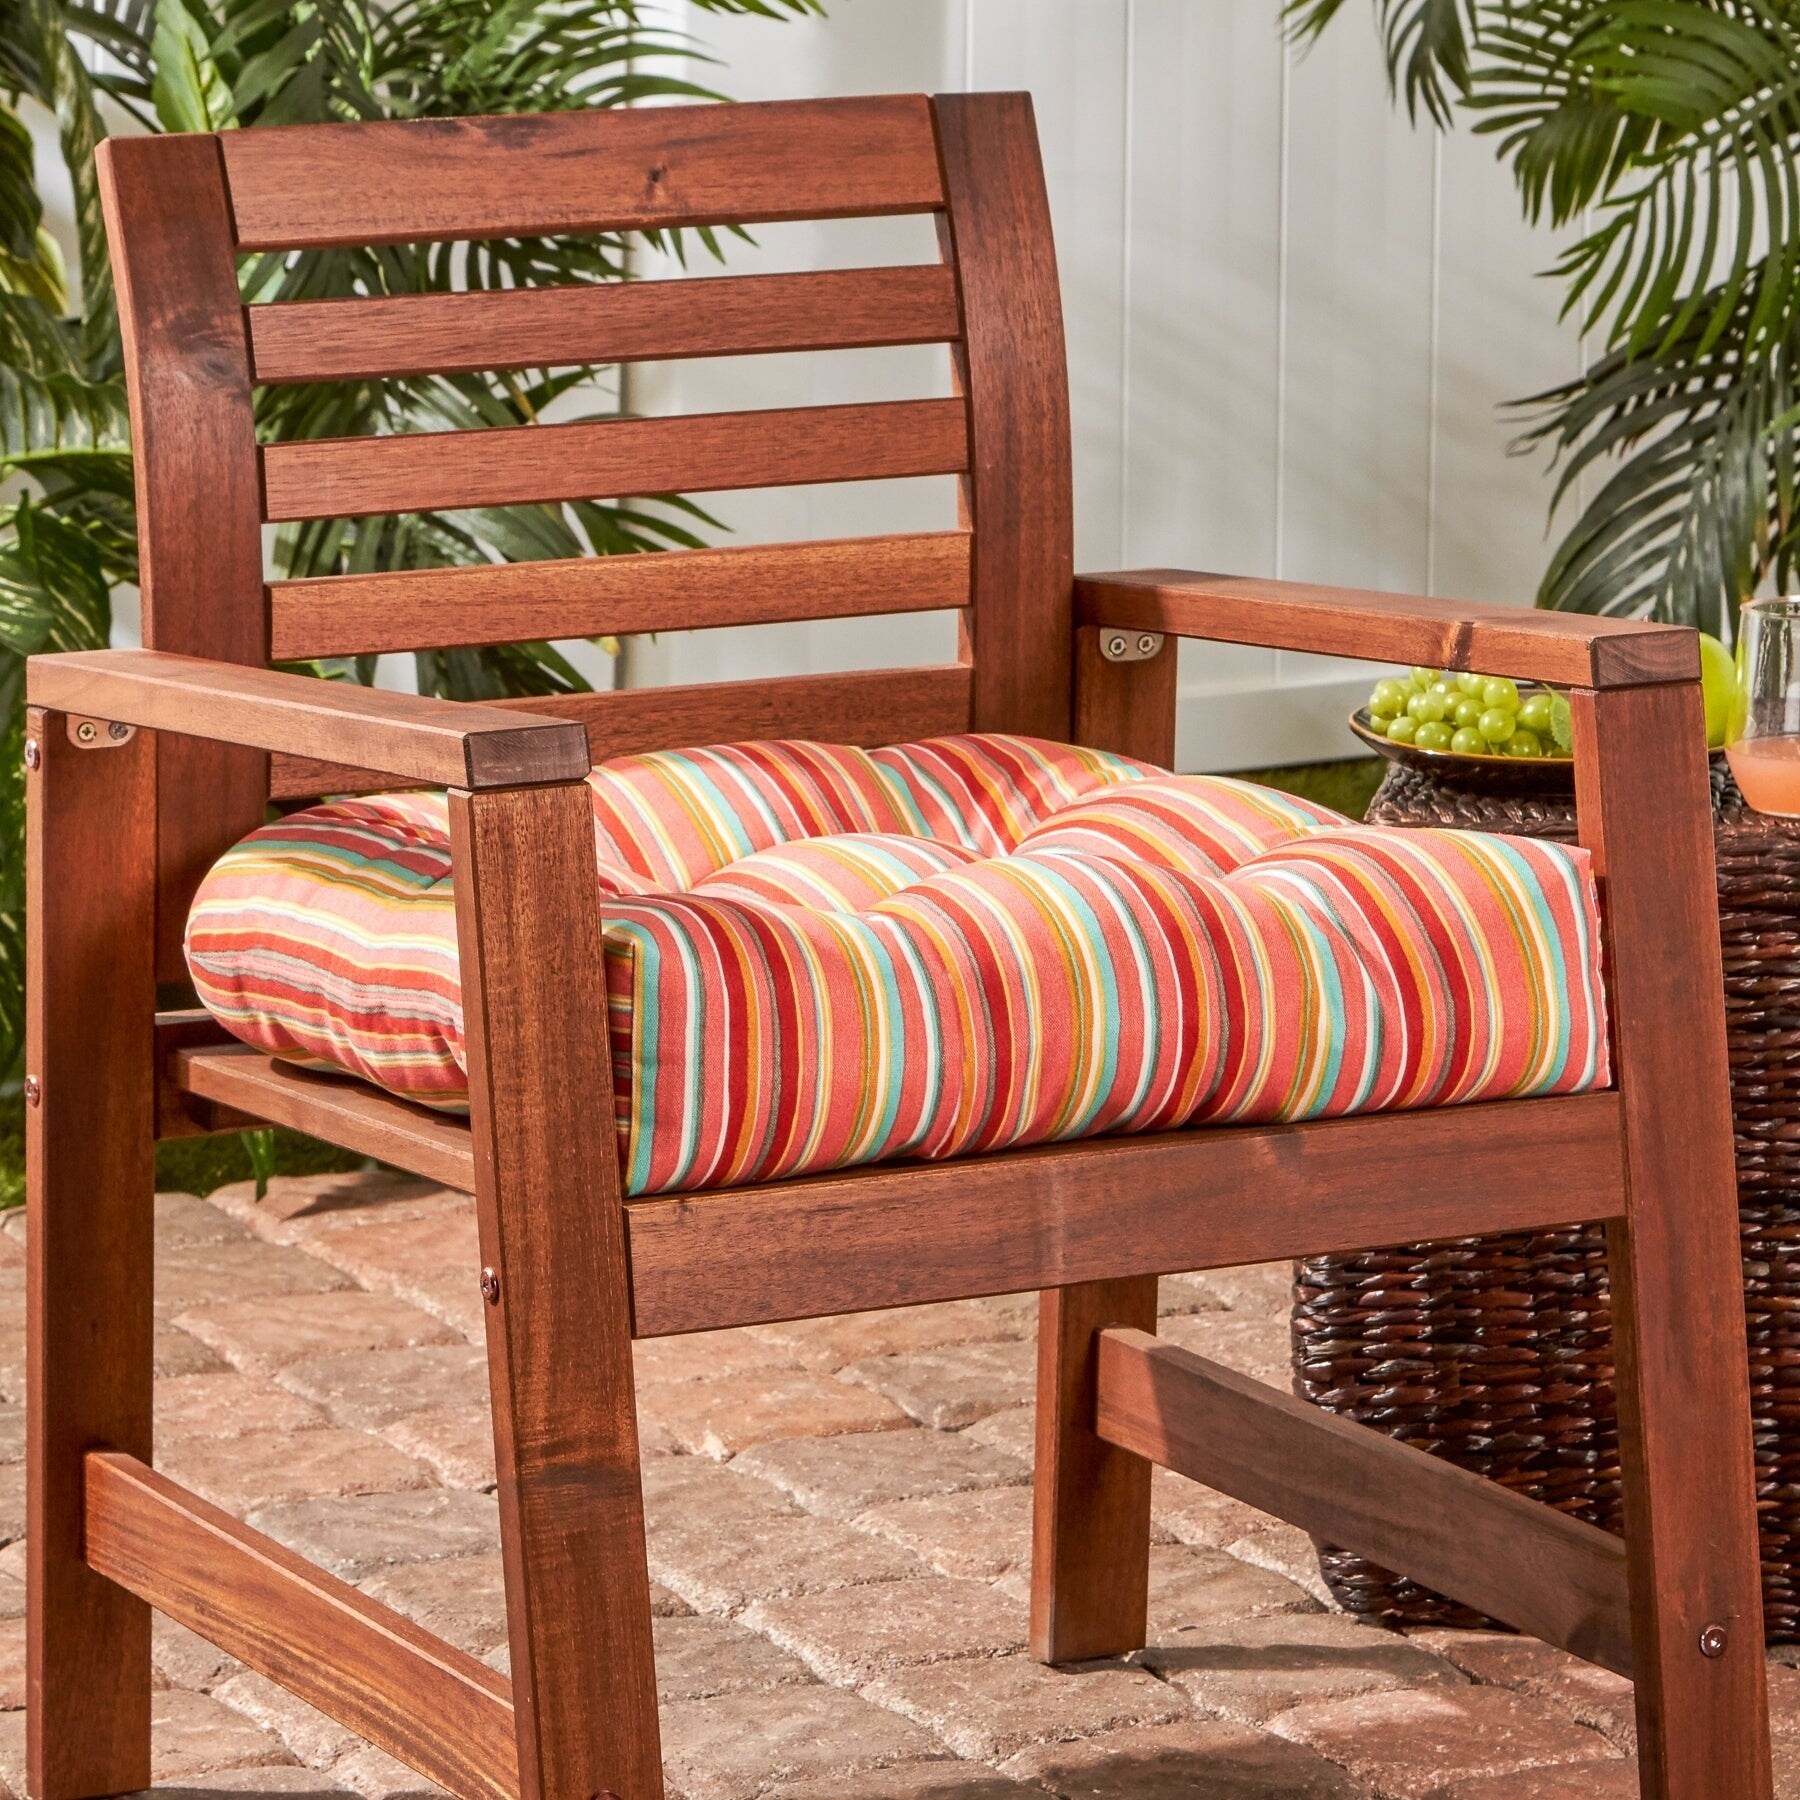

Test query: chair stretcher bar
[82,1453,520,1800]
[1092,1329,1634,1676]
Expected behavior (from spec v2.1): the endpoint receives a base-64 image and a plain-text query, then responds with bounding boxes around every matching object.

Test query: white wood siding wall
[631,0,1588,770]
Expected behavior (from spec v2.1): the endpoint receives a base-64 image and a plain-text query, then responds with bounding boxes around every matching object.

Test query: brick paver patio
[5,1168,1800,1797]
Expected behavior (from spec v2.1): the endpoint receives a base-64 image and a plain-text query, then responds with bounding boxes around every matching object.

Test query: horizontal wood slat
[505,665,973,761]
[148,1059,1625,1340]
[175,1048,477,1191]
[1075,570,1699,690]
[249,265,962,384]
[222,97,946,250]
[268,665,974,798]
[83,1453,518,1800]
[260,398,969,523]
[27,650,590,791]
[623,1094,1628,1336]
[1093,1330,1634,1676]
[269,531,972,660]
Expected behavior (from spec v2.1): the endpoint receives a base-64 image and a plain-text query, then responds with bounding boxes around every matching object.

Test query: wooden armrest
[25,648,592,790]
[1073,570,1697,690]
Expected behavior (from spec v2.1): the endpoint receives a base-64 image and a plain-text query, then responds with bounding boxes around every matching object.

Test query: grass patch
[1238,756,1383,820]
[155,1130,370,1198]
[0,1122,368,1208]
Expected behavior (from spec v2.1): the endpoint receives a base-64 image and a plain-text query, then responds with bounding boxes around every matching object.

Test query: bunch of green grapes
[1366,668,1565,759]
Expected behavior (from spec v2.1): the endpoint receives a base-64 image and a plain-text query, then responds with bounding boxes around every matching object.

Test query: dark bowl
[1348,710,1576,797]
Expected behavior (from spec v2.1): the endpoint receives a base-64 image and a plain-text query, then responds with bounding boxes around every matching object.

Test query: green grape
[1517,692,1555,735]
[1478,707,1516,744]
[1370,678,1410,717]
[1455,672,1486,697]
[1480,676,1520,712]
[1429,678,1458,702]
[1385,715,1419,744]
[1409,666,1439,690]
[1450,727,1484,755]
[1407,691,1448,723]
[1414,721,1453,752]
[1503,727,1543,758]
[1452,697,1482,730]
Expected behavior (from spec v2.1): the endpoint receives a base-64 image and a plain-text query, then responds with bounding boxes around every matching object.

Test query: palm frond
[0,295,127,454]
[0,102,68,311]
[1286,0,1480,126]
[1312,0,1800,635]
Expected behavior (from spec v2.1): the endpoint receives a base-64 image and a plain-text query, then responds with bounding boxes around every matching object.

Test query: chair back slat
[221,97,946,250]
[96,134,267,981]
[248,266,963,384]
[935,93,1073,740]
[100,92,1074,929]
[260,398,970,523]
[504,665,974,762]
[268,666,974,801]
[269,531,972,661]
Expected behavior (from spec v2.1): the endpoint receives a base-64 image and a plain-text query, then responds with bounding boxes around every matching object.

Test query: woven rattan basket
[1293,757,1800,1638]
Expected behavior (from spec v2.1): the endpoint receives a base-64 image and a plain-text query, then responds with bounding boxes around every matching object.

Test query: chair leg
[1608,1210,1769,1798]
[1029,1275,1158,1663]
[1574,683,1771,1798]
[25,710,157,1799]
[450,783,662,1800]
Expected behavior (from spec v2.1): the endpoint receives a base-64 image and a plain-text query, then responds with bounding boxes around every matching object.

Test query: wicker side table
[1292,758,1800,1639]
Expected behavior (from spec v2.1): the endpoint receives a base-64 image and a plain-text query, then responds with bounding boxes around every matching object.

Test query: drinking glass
[1728,597,1800,815]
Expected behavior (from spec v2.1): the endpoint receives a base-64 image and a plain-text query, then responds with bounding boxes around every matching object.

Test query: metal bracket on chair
[1099,630,1165,664]
[66,715,136,748]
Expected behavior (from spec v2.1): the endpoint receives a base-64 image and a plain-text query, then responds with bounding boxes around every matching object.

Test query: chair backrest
[95,93,1073,978]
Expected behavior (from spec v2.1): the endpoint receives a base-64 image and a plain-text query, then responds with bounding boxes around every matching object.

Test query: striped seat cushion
[187,732,1610,1196]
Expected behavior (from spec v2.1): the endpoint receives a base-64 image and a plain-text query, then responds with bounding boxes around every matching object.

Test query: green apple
[1699,632,1742,748]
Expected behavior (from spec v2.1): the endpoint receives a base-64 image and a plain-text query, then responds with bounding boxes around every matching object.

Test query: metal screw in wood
[480,1267,501,1305]
[22,738,38,772]
[1700,1623,1729,1658]
[21,1076,38,1107]
[1099,630,1165,664]
[66,714,133,748]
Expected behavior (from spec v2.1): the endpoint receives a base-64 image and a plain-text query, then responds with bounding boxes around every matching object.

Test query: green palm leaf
[0,102,67,311]
[1286,0,1479,125]
[1299,0,1800,635]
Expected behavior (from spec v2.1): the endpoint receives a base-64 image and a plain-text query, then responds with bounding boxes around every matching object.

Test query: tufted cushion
[186,732,1610,1196]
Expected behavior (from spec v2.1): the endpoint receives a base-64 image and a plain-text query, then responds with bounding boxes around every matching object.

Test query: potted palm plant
[1290,0,1800,639]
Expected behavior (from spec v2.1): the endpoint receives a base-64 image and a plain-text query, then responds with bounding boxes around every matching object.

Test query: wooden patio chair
[24,94,1770,1799]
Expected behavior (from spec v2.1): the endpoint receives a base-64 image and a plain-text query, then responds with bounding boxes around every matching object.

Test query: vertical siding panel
[1272,12,1437,752]
[1430,123,1589,608]
[970,0,1130,572]
[1122,0,1284,769]
[1278,20,1436,589]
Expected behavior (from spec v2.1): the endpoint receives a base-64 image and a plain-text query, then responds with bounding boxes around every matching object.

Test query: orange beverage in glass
[1727,734,1800,816]
[1728,597,1800,816]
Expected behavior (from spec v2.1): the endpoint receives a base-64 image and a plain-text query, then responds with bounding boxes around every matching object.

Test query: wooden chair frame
[24,94,1770,1798]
